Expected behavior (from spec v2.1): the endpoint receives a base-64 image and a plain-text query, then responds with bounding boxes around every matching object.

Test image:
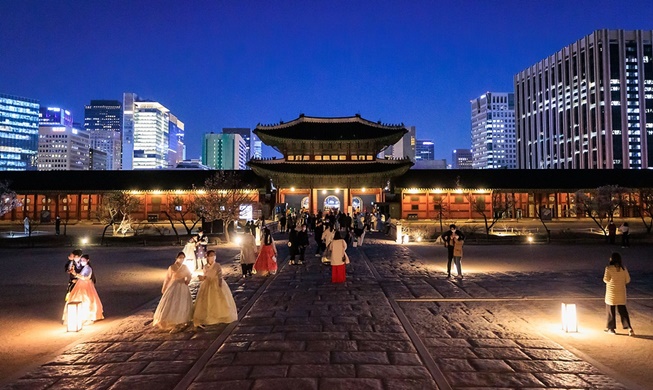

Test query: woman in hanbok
[328,230,349,283]
[153,252,193,332]
[193,250,238,326]
[63,254,104,324]
[182,238,197,270]
[240,231,258,278]
[253,227,278,276]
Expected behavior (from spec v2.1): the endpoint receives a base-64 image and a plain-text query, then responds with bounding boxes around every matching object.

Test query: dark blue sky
[2,0,652,161]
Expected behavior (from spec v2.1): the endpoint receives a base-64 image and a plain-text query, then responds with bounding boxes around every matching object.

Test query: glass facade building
[202,132,247,170]
[0,94,40,171]
[515,29,653,169]
[84,100,122,170]
[471,92,516,169]
[415,139,434,160]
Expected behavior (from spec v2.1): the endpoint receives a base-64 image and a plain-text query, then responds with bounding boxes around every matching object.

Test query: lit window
[338,155,346,160]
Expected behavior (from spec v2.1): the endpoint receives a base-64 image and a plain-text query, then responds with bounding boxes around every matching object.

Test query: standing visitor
[452,233,464,279]
[603,252,634,336]
[296,223,309,265]
[253,227,278,276]
[182,237,197,270]
[194,228,209,270]
[23,216,30,235]
[288,223,299,265]
[322,223,336,264]
[64,249,83,301]
[152,252,193,332]
[63,254,103,325]
[328,231,349,283]
[279,214,287,233]
[314,213,324,257]
[619,222,630,248]
[55,215,61,235]
[240,230,258,278]
[607,221,617,244]
[440,224,465,278]
[193,250,238,327]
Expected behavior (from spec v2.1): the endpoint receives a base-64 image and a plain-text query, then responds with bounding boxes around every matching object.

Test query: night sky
[1,0,652,161]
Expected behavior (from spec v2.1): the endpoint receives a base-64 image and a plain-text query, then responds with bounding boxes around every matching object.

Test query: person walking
[619,222,630,248]
[240,230,257,278]
[193,250,238,327]
[440,224,465,278]
[55,215,61,235]
[603,252,634,336]
[328,230,349,283]
[152,252,193,332]
[63,254,104,325]
[452,233,464,278]
[253,227,278,276]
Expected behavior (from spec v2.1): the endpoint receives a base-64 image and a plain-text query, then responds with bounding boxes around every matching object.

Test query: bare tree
[574,185,630,236]
[96,191,141,243]
[196,171,259,243]
[637,189,653,234]
[0,181,21,217]
[468,191,513,237]
[432,194,448,233]
[534,205,552,243]
[163,194,203,244]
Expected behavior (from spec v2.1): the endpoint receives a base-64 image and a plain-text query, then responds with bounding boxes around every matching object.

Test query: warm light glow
[290,187,295,191]
[561,303,578,333]
[152,190,162,195]
[527,236,534,243]
[433,188,443,193]
[395,224,403,244]
[455,189,463,194]
[407,188,419,194]
[174,190,183,194]
[130,190,141,195]
[475,188,489,193]
[234,235,242,245]
[66,301,83,332]
[196,190,206,195]
[81,237,88,245]
[322,190,327,195]
[403,234,410,244]
[416,236,422,242]
[361,187,366,192]
[335,188,340,193]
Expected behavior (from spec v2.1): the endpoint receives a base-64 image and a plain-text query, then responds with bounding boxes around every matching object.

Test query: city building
[168,114,185,168]
[122,93,181,170]
[471,92,516,169]
[382,125,416,161]
[252,134,262,159]
[415,139,434,161]
[84,100,122,170]
[38,109,90,171]
[452,148,473,169]
[222,128,251,161]
[413,159,447,169]
[175,159,210,170]
[90,148,108,170]
[515,29,653,169]
[202,132,248,170]
[0,93,40,170]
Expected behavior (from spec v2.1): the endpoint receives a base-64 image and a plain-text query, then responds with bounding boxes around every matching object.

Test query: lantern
[66,301,84,332]
[561,303,578,333]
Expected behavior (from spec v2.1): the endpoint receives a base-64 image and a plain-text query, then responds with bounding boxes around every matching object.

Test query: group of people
[606,221,631,247]
[62,249,103,325]
[182,228,209,270]
[153,249,238,332]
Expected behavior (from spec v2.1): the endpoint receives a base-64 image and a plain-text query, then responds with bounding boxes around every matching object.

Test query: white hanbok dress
[193,262,238,325]
[152,263,193,330]
[63,265,104,323]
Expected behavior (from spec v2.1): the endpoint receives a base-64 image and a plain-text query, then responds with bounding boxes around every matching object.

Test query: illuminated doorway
[324,195,340,211]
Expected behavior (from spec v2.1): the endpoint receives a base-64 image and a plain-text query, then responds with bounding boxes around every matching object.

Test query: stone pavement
[3,233,652,390]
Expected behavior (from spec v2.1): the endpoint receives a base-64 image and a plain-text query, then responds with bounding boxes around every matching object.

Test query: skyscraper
[452,148,473,169]
[471,92,516,169]
[202,132,248,170]
[168,114,185,168]
[84,100,122,170]
[0,93,39,170]
[122,93,182,169]
[515,29,653,169]
[222,128,251,161]
[415,139,435,160]
[38,108,90,171]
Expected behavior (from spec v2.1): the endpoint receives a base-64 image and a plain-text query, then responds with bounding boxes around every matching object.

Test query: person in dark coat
[65,249,83,301]
[279,214,287,233]
[288,224,299,265]
[296,224,310,264]
[440,224,465,278]
[607,221,617,244]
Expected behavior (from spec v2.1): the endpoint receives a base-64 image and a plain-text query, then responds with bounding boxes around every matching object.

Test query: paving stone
[436,358,475,372]
[65,342,112,354]
[280,351,330,364]
[357,365,431,379]
[469,338,521,348]
[233,351,282,365]
[287,364,355,378]
[20,364,100,379]
[331,351,389,364]
[103,374,181,390]
[427,346,477,359]
[93,361,148,376]
[141,360,194,374]
[468,359,515,372]
[272,324,324,332]
[157,339,213,351]
[74,352,134,364]
[249,364,289,378]
[534,372,591,388]
[445,372,545,388]
[48,376,118,390]
[507,359,601,374]
[251,378,318,390]
[104,341,162,353]
[578,374,629,389]
[357,340,416,353]
[44,354,84,365]
[514,339,564,349]
[423,338,471,348]
[227,333,285,342]
[383,378,439,390]
[218,342,250,352]
[134,332,192,342]
[473,347,531,360]
[187,380,253,390]
[319,378,383,390]
[286,332,350,341]
[522,348,580,361]
[175,349,206,360]
[127,350,181,361]
[195,365,252,382]
[387,352,423,365]
[248,340,306,352]
[350,332,410,341]
[0,378,58,390]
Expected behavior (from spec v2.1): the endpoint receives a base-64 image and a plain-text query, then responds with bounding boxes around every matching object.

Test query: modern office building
[252,134,262,159]
[38,111,90,171]
[122,93,177,170]
[515,29,653,169]
[0,93,40,170]
[84,100,122,170]
[202,132,248,170]
[90,148,108,170]
[471,92,516,169]
[168,114,185,168]
[452,148,473,169]
[413,159,447,169]
[415,139,435,161]
[222,128,251,161]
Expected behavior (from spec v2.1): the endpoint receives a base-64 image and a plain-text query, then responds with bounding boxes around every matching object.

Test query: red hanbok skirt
[331,264,346,283]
